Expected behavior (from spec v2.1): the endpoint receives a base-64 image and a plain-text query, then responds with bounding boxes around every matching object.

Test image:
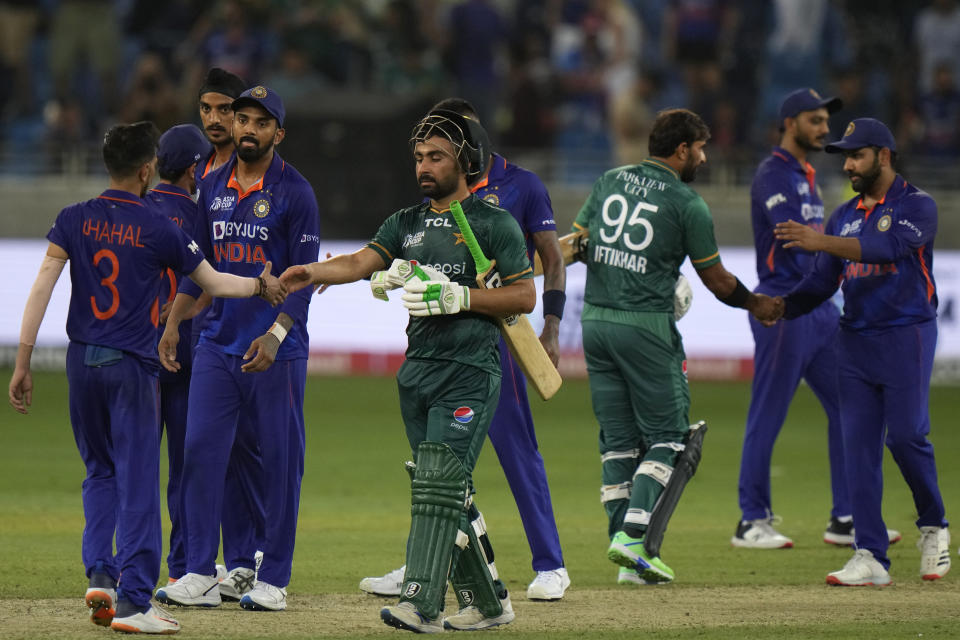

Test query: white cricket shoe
[359,565,405,596]
[822,517,902,546]
[526,568,570,600]
[239,581,287,611]
[826,549,892,586]
[731,518,794,549]
[110,604,181,634]
[919,526,951,580]
[443,594,515,631]
[616,567,647,585]
[219,567,256,601]
[155,572,221,607]
[85,587,116,627]
[216,564,228,581]
[380,601,443,633]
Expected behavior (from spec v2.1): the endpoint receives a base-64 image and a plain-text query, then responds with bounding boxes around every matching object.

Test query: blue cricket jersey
[785,175,938,332]
[751,147,827,296]
[181,151,320,359]
[470,153,556,259]
[145,184,200,376]
[47,189,205,366]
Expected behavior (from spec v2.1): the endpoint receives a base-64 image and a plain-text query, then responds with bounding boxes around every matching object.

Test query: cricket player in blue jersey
[770,118,950,585]
[156,86,320,611]
[734,88,865,549]
[359,98,571,601]
[7,121,285,634]
[145,124,212,584]
[196,68,246,184]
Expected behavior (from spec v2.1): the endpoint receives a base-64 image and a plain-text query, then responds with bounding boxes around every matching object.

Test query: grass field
[1,371,959,639]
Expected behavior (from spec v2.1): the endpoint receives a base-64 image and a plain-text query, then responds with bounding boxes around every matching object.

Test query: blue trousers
[739,303,849,521]
[487,339,564,572]
[67,342,162,609]
[181,345,306,587]
[159,370,190,579]
[838,320,947,569]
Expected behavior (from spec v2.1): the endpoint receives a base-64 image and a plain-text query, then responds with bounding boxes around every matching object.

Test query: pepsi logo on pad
[453,406,474,424]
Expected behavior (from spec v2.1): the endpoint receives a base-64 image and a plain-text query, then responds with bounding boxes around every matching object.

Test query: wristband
[256,275,266,298]
[719,278,750,308]
[542,289,566,320]
[268,322,288,343]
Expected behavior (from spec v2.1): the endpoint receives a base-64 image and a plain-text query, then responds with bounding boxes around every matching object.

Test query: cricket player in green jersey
[574,108,780,584]
[281,110,534,632]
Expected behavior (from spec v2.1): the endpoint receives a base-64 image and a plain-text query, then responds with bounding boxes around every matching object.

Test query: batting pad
[400,441,469,621]
[449,503,504,618]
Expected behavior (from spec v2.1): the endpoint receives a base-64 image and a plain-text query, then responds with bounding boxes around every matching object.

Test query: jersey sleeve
[682,195,721,270]
[751,169,801,226]
[179,186,214,299]
[521,173,557,233]
[367,210,404,264]
[572,176,603,231]
[278,185,321,324]
[783,211,844,317]
[490,211,533,284]
[859,193,937,263]
[46,205,75,255]
[157,217,205,276]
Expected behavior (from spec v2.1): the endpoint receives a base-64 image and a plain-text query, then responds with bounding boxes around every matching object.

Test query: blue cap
[779,88,842,121]
[157,124,212,173]
[825,118,897,153]
[232,85,285,127]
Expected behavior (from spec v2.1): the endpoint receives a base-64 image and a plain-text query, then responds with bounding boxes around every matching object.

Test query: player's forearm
[308,251,377,285]
[165,292,199,329]
[191,261,259,298]
[817,235,862,262]
[469,279,536,316]
[19,255,66,348]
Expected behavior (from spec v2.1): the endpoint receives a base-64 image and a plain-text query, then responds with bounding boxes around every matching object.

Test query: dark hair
[648,108,710,157]
[158,166,187,182]
[430,97,479,121]
[102,121,160,179]
[199,67,246,100]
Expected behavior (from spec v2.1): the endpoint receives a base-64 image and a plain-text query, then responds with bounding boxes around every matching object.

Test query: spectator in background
[609,71,656,165]
[119,53,183,134]
[195,0,272,84]
[444,0,507,125]
[124,0,208,68]
[903,60,960,159]
[913,0,960,94]
[662,0,736,112]
[0,0,40,120]
[261,45,327,104]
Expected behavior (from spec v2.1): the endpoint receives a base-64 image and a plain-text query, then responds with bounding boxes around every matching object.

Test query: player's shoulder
[902,181,936,210]
[501,157,547,188]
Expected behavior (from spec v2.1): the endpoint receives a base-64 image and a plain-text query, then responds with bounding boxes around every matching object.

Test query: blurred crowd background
[1,0,959,238]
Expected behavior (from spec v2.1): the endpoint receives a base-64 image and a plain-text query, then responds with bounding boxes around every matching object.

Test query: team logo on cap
[253,198,270,218]
[483,193,500,206]
[453,406,474,424]
[251,86,268,98]
[877,214,892,232]
[844,122,856,137]
[809,89,822,99]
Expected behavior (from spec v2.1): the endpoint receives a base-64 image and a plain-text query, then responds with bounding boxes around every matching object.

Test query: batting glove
[370,259,448,301]
[674,274,693,321]
[401,280,470,316]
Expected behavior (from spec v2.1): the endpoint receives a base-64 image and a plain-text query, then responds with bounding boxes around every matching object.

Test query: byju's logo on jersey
[209,195,236,212]
[213,221,270,241]
[453,407,474,424]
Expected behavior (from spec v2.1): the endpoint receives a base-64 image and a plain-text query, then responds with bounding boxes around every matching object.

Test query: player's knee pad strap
[601,448,642,463]
[401,441,469,620]
[601,481,632,503]
[449,503,503,617]
[634,460,673,488]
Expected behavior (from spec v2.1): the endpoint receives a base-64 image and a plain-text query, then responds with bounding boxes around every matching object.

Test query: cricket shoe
[216,564,228,581]
[85,586,116,627]
[607,531,674,583]
[616,567,648,585]
[826,549,892,586]
[444,593,515,630]
[731,518,794,549]
[918,526,951,580]
[823,517,902,546]
[155,572,221,607]
[380,601,443,633]
[110,604,180,634]
[219,567,256,601]
[526,568,570,600]
[239,581,287,611]
[359,565,405,596]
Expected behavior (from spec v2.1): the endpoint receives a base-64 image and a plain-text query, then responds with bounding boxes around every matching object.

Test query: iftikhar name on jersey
[615,170,667,198]
[593,244,647,273]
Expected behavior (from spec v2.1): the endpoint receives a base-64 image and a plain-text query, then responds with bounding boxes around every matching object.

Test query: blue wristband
[542,289,566,320]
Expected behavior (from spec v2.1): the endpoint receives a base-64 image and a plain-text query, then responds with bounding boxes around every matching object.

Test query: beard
[679,154,700,183]
[795,130,824,152]
[848,157,881,193]
[418,171,459,199]
[235,135,273,163]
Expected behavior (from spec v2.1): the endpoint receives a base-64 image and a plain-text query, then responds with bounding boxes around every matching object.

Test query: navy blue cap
[232,86,285,127]
[157,124,212,173]
[779,88,843,121]
[825,118,897,153]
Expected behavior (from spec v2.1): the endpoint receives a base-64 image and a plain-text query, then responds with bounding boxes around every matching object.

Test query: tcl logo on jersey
[209,195,236,211]
[425,217,453,228]
[212,221,269,241]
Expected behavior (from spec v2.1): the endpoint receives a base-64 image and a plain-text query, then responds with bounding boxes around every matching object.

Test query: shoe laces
[386,565,406,581]
[917,527,943,554]
[531,570,562,588]
[751,518,784,538]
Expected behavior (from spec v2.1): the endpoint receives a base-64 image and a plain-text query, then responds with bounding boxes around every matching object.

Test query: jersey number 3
[90,248,120,320]
[600,194,656,251]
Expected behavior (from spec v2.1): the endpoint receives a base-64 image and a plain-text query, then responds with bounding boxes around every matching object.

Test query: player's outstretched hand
[258,261,287,305]
[279,264,315,295]
[8,366,33,414]
[401,280,470,316]
[242,331,280,373]
[158,326,182,373]
[774,220,825,252]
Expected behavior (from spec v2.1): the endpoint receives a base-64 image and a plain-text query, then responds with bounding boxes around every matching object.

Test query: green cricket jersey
[574,158,721,322]
[368,194,532,375]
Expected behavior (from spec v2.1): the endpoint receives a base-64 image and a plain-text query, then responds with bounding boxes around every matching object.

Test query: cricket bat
[449,200,562,401]
[533,229,589,276]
